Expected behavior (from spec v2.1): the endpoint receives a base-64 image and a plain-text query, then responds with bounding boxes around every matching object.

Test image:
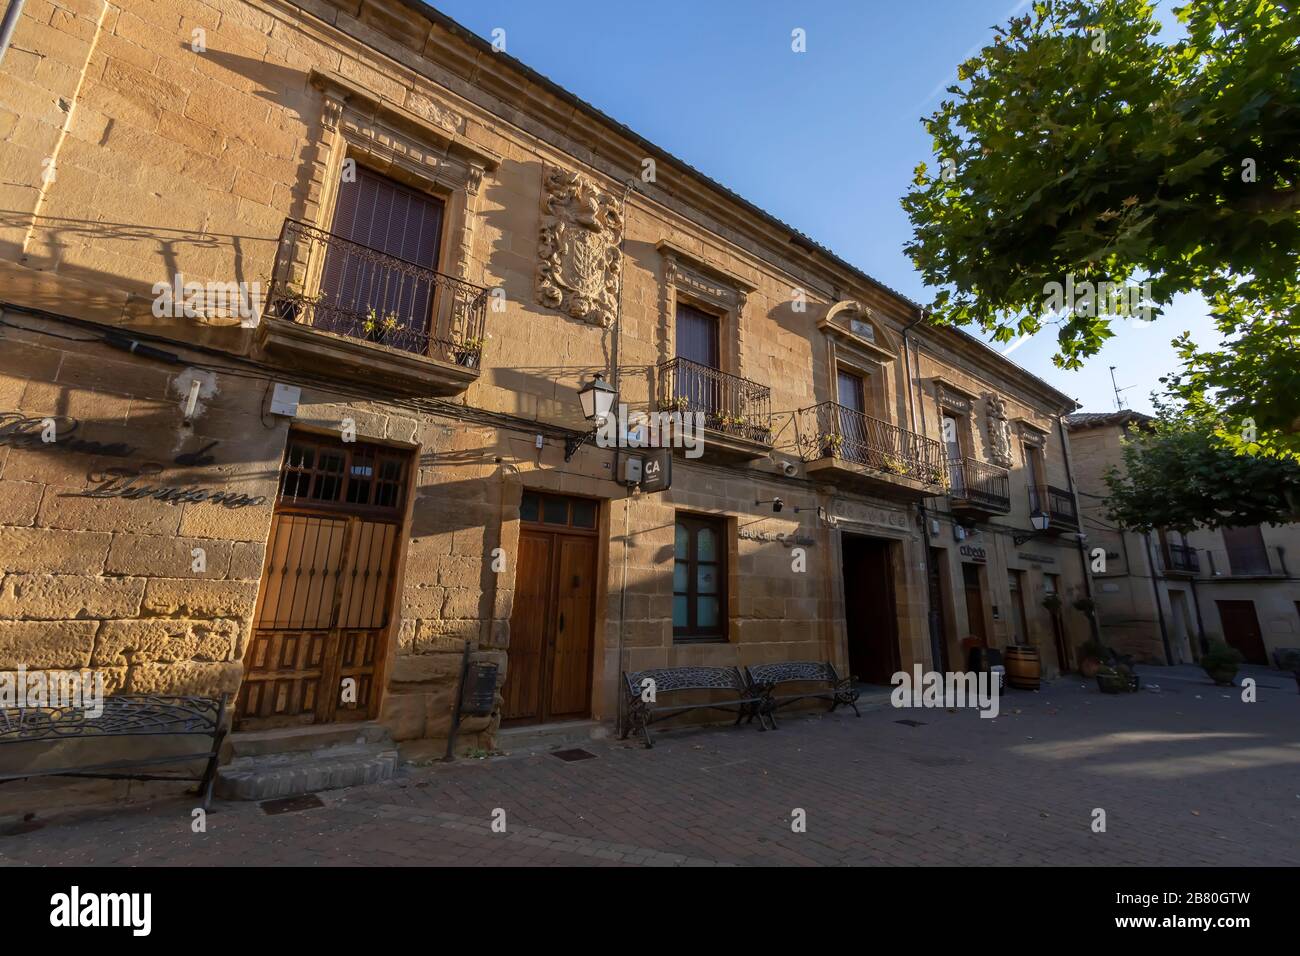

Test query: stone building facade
[1069,412,1300,667]
[0,0,1093,760]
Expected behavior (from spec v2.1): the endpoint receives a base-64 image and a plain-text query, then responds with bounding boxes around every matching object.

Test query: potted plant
[1072,596,1096,617]
[879,454,908,475]
[1076,638,1109,678]
[1096,662,1140,694]
[1200,640,1243,686]
[453,337,485,368]
[819,432,844,457]
[1041,593,1063,615]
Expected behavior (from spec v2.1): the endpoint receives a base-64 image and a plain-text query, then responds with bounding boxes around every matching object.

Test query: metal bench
[620,666,767,748]
[0,694,228,809]
[746,660,860,727]
[1274,648,1300,693]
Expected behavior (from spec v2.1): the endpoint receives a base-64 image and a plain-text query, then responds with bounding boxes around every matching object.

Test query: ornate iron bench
[746,660,859,728]
[0,694,228,809]
[620,666,767,748]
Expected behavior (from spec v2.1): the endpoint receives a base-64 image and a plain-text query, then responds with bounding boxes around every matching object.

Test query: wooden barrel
[1004,645,1041,690]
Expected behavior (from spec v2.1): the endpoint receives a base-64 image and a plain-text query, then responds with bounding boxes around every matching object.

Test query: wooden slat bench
[620,666,766,748]
[746,660,860,728]
[0,694,228,809]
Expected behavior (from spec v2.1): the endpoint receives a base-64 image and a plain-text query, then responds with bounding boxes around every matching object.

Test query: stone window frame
[934,378,980,461]
[656,239,755,377]
[818,301,897,419]
[305,69,499,291]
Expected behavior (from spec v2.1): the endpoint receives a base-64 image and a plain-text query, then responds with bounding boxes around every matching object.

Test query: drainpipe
[1188,573,1209,658]
[904,310,944,670]
[609,180,634,735]
[1057,413,1101,646]
[0,0,28,66]
[1142,531,1174,664]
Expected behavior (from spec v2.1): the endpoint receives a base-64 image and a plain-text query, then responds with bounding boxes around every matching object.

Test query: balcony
[1028,483,1078,531]
[795,401,946,500]
[1163,542,1201,576]
[1204,545,1287,579]
[256,218,489,396]
[656,357,773,461]
[947,457,1011,519]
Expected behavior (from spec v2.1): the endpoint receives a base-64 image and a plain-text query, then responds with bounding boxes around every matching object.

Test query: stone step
[495,719,605,755]
[216,742,399,802]
[224,721,392,759]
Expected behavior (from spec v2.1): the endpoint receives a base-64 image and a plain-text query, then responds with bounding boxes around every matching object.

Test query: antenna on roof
[1108,366,1135,410]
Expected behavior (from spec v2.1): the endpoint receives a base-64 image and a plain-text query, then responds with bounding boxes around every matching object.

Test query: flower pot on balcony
[454,351,479,369]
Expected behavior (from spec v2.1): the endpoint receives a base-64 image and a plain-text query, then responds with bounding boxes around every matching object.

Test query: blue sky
[430,0,1221,414]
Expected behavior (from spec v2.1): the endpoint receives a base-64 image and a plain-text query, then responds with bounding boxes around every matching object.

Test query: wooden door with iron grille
[237,433,410,729]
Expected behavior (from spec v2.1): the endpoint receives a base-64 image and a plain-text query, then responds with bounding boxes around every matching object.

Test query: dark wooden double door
[1216,600,1268,665]
[237,434,409,729]
[842,534,901,685]
[502,495,599,725]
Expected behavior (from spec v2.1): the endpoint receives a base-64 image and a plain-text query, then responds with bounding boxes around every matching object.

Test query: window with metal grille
[279,434,407,515]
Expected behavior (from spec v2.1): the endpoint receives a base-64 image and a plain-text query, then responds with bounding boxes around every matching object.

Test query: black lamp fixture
[755,497,784,513]
[1012,510,1052,546]
[564,372,618,462]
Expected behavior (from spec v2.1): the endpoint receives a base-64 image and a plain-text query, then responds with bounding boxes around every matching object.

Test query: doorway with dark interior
[841,533,902,685]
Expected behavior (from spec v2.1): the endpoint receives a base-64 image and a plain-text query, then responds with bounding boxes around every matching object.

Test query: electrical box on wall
[269,383,301,417]
[622,456,643,485]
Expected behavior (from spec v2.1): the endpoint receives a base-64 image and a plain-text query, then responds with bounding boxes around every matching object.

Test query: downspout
[1057,413,1101,647]
[904,310,944,670]
[0,1,27,66]
[1188,573,1209,658]
[610,180,634,734]
[609,180,635,393]
[1142,531,1174,664]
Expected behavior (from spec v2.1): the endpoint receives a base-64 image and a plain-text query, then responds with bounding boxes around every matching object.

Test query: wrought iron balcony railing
[656,357,773,445]
[948,457,1011,512]
[264,218,489,365]
[1165,542,1200,574]
[1028,484,1078,527]
[795,402,946,485]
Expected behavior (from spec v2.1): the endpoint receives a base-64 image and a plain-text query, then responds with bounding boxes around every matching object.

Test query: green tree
[902,0,1299,454]
[1103,403,1300,530]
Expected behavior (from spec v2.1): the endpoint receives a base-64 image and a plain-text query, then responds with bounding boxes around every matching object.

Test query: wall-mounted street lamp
[564,372,618,462]
[1012,510,1052,546]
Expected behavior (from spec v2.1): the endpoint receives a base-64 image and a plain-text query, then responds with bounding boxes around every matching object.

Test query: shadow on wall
[2,45,326,323]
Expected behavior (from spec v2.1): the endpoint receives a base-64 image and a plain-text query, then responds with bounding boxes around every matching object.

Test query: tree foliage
[903,0,1299,454]
[1103,402,1300,530]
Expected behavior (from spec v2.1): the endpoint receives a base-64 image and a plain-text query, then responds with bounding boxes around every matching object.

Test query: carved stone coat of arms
[535,166,623,327]
[986,394,1014,467]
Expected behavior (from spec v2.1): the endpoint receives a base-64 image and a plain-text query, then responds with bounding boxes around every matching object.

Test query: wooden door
[501,493,599,725]
[962,562,987,645]
[842,534,900,685]
[237,434,409,729]
[550,536,598,718]
[927,548,950,672]
[1216,600,1267,665]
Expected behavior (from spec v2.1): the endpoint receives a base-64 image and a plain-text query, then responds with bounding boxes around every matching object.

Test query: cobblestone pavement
[2,665,1297,866]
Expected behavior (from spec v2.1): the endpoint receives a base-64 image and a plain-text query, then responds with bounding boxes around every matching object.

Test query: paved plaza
[2,665,1297,867]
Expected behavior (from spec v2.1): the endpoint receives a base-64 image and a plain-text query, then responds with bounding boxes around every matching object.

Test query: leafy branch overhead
[902,0,1299,453]
[1103,402,1300,530]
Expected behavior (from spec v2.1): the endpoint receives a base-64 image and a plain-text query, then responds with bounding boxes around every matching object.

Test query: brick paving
[2,665,1297,866]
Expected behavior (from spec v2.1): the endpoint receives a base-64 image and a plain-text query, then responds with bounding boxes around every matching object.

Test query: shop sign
[958,543,987,562]
[739,528,816,547]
